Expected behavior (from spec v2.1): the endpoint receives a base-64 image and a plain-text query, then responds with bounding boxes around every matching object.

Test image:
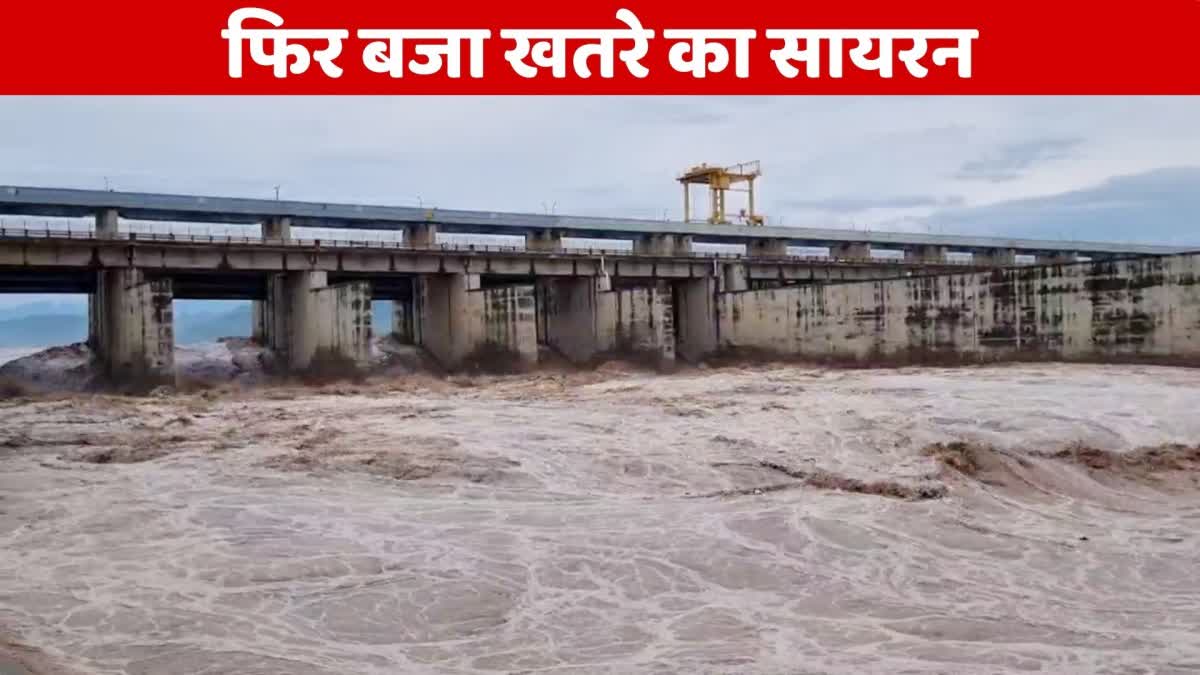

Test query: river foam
[1,363,1199,674]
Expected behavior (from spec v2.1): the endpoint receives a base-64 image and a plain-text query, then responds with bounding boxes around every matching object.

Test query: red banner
[2,0,1198,94]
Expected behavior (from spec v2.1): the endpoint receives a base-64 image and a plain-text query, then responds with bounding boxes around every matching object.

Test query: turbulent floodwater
[2,364,1200,674]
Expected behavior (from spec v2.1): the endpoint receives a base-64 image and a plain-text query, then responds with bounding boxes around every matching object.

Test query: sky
[1,95,1198,309]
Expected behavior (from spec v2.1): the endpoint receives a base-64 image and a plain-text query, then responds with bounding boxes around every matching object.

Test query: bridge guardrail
[0,226,982,267]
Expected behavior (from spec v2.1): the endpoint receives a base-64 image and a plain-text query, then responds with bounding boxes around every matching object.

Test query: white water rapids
[1,363,1199,674]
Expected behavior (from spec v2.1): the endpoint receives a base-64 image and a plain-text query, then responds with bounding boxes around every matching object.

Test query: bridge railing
[0,226,982,266]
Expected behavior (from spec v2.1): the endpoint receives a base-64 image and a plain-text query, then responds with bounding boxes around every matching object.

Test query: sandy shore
[1,363,1199,674]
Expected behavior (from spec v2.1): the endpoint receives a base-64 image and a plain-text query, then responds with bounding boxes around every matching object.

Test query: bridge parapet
[0,227,993,277]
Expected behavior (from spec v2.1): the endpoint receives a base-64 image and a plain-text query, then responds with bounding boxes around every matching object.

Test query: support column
[975,248,1017,266]
[534,281,547,345]
[95,208,120,239]
[87,292,102,351]
[416,273,474,369]
[251,300,269,344]
[87,199,113,351]
[746,239,789,258]
[526,229,564,252]
[633,234,692,256]
[598,282,675,368]
[543,277,694,368]
[478,284,538,369]
[262,216,292,241]
[831,242,872,260]
[416,273,536,371]
[262,271,371,374]
[674,277,718,363]
[89,269,175,390]
[1036,251,1078,264]
[541,277,604,364]
[253,217,293,343]
[721,263,749,292]
[405,223,439,248]
[905,245,949,264]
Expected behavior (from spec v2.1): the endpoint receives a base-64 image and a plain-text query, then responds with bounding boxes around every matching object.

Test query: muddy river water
[1,364,1199,674]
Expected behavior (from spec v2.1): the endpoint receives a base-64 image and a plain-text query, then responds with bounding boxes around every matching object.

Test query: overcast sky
[1,96,1197,240]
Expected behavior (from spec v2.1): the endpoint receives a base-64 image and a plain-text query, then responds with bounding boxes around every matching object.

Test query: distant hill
[0,313,87,347]
[174,303,254,344]
[0,299,395,347]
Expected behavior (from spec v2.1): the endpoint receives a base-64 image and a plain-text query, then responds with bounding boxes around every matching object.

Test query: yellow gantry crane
[677,160,764,226]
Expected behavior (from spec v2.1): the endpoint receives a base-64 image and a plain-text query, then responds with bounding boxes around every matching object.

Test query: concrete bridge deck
[0,227,975,293]
[0,225,979,387]
[0,185,1187,258]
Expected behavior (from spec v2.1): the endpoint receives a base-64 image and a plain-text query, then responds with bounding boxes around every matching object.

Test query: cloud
[780,194,965,213]
[923,166,1200,245]
[1,97,1199,239]
[876,123,975,145]
[615,99,733,126]
[955,137,1085,182]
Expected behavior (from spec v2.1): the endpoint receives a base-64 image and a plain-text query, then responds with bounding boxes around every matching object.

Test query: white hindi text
[359,30,491,78]
[662,29,756,78]
[500,8,654,79]
[222,7,348,78]
[221,8,981,82]
[765,29,979,79]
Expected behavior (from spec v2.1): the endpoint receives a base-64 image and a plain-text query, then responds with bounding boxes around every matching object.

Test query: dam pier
[0,185,1194,387]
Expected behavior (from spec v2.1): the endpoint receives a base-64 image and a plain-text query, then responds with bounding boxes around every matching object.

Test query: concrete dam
[0,185,1195,386]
